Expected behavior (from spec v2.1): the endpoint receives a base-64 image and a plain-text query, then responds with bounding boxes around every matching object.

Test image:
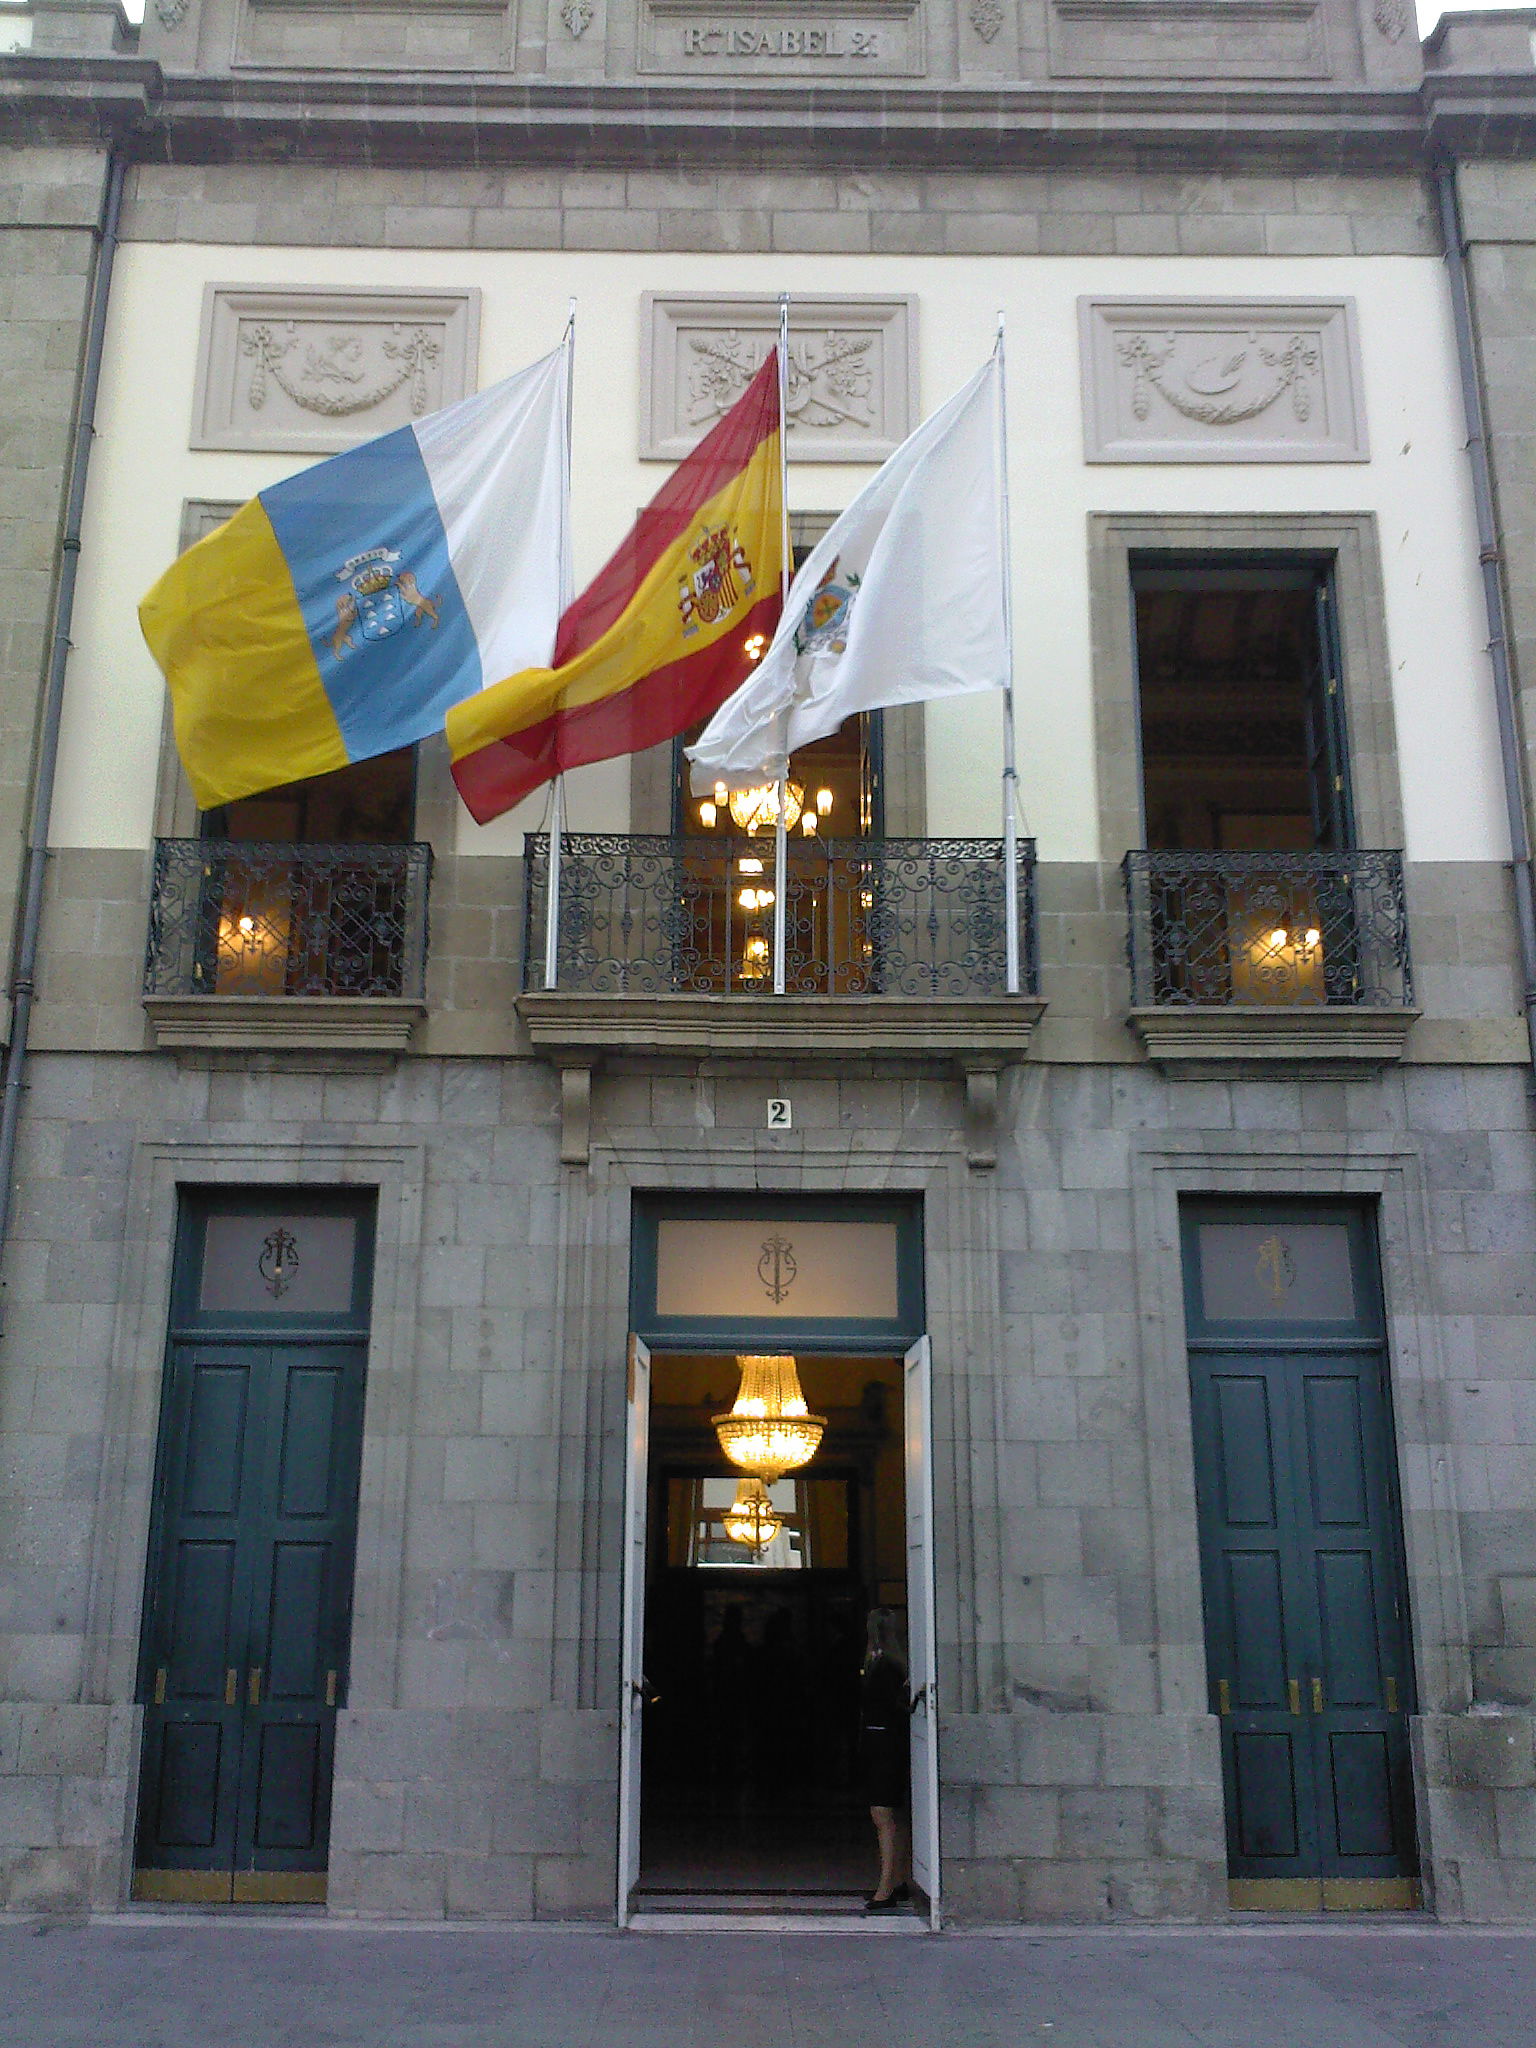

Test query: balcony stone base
[1128,1004,1419,1077]
[143,995,425,1058]
[518,990,1047,1168]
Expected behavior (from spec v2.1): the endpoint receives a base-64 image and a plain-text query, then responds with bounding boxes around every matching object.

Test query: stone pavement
[3,1918,1536,2048]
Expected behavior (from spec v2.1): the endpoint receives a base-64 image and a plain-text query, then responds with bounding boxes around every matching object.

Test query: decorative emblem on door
[757,1234,798,1303]
[259,1227,300,1299]
[1255,1234,1295,1305]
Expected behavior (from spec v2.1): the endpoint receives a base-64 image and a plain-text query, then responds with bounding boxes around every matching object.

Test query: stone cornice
[0,63,1462,170]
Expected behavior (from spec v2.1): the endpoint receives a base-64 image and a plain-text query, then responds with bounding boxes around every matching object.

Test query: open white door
[904,1335,941,1930]
[617,1334,651,1927]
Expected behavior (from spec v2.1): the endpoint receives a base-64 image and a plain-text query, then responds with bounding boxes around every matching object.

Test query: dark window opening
[1133,566,1351,853]
[202,747,417,847]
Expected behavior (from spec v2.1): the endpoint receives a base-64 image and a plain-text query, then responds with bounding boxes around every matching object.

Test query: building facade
[3,0,1536,1926]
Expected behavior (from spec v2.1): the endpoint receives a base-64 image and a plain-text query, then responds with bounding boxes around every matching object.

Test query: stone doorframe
[1127,1128,1470,1903]
[79,1134,428,1894]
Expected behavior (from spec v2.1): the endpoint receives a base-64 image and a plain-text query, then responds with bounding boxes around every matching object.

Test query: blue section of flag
[260,427,481,762]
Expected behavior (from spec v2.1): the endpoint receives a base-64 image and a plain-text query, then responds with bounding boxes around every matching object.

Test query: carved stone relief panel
[641,0,924,76]
[191,287,481,455]
[641,294,917,462]
[1079,299,1369,464]
[179,501,242,554]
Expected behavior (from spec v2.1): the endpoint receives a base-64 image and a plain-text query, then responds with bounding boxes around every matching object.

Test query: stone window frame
[1088,511,1406,858]
[628,510,926,835]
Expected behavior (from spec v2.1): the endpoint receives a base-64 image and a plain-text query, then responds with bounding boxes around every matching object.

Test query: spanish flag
[449,352,784,824]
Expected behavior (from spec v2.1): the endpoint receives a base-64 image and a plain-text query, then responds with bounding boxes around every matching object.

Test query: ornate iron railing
[1122,849,1413,1009]
[522,833,1039,998]
[145,839,432,1000]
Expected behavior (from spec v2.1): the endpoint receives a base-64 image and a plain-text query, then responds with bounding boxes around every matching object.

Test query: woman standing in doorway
[859,1607,911,1911]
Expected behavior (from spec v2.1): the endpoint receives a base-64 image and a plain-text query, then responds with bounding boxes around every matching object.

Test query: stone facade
[2,0,1536,1933]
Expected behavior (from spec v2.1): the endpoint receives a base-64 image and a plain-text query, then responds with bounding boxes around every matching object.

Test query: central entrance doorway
[622,1198,936,1927]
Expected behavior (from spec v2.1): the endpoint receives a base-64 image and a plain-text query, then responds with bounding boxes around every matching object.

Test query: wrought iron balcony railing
[522,832,1039,999]
[1122,849,1413,1010]
[145,838,432,1001]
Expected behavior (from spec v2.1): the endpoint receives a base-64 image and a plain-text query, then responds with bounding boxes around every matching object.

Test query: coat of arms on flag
[332,548,441,654]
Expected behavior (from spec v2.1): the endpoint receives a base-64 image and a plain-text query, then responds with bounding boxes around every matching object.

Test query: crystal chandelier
[722,1476,782,1554]
[728,781,803,836]
[714,1354,826,1481]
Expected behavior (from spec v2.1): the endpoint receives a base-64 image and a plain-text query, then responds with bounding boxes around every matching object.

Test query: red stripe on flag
[453,592,782,826]
[553,353,780,667]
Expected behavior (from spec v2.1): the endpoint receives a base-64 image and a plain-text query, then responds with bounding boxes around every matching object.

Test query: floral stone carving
[192,286,480,456]
[968,0,1005,40]
[1079,298,1368,464]
[642,293,916,462]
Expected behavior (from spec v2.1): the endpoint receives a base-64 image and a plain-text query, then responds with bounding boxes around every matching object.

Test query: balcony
[143,838,432,1053]
[1121,848,1418,1074]
[518,832,1045,1163]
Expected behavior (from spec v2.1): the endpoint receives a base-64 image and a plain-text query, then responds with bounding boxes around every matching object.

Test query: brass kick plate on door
[232,1872,328,1905]
[153,1668,167,1706]
[248,1667,262,1707]
[1312,1678,1325,1714]
[325,1670,337,1708]
[132,1869,233,1905]
[224,1669,236,1707]
[1386,1677,1399,1713]
[1217,1678,1230,1715]
[1287,1679,1301,1716]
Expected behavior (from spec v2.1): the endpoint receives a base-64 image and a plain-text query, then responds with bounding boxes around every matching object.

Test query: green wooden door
[136,1339,366,1900]
[1183,1203,1417,1911]
[135,1195,372,1904]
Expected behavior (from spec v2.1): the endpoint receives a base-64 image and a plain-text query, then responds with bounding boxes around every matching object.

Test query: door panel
[1185,1204,1416,1909]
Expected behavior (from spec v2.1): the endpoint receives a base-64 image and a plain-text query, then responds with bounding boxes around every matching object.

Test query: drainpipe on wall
[0,150,126,1334]
[1435,164,1536,1082]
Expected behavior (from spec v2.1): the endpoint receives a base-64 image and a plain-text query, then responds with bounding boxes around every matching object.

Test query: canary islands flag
[448,351,784,824]
[140,346,570,812]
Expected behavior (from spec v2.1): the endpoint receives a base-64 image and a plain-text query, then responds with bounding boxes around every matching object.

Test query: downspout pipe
[0,150,126,1334]
[1435,164,1536,1081]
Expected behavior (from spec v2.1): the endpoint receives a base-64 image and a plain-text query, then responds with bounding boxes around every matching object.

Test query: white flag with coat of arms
[687,352,1007,791]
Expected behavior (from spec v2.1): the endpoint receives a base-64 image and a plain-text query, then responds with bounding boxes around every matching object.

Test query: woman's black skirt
[859,1726,910,1808]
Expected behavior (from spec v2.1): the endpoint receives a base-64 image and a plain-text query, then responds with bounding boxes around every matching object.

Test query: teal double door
[136,1197,371,1903]
[1183,1202,1417,1910]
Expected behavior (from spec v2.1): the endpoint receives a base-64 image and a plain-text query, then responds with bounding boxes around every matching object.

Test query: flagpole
[996,310,1021,997]
[772,293,791,997]
[544,299,577,994]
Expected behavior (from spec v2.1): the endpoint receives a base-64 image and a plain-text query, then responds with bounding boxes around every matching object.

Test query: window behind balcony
[1132,565,1352,853]
[196,749,419,997]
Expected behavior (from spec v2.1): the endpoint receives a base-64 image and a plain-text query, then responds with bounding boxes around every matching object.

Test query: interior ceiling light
[728,782,803,836]
[722,1476,782,1554]
[714,1353,826,1482]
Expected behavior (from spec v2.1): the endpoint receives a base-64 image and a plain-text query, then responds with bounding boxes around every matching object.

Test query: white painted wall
[63,243,1503,864]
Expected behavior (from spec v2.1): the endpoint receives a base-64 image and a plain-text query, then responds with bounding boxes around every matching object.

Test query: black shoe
[864,1883,910,1912]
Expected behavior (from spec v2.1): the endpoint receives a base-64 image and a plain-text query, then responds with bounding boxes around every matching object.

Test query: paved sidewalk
[3,1917,1535,2048]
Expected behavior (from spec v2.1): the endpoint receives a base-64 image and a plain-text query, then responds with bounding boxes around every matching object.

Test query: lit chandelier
[728,781,803,836]
[713,1353,826,1482]
[722,1477,782,1554]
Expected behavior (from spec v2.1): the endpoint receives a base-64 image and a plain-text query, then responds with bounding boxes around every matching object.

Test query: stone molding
[1080,297,1368,463]
[177,497,239,553]
[518,989,1046,1166]
[641,293,917,462]
[1127,1003,1418,1074]
[190,284,480,454]
[143,994,426,1052]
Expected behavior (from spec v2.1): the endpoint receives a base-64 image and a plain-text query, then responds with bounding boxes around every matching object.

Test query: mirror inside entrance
[636,1353,909,1904]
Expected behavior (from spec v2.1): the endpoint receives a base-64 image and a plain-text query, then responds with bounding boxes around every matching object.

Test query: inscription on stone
[681,21,881,54]
[643,1,922,76]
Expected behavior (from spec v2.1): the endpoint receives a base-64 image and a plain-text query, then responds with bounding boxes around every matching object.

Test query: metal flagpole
[996,310,1021,997]
[544,299,577,992]
[772,293,791,996]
